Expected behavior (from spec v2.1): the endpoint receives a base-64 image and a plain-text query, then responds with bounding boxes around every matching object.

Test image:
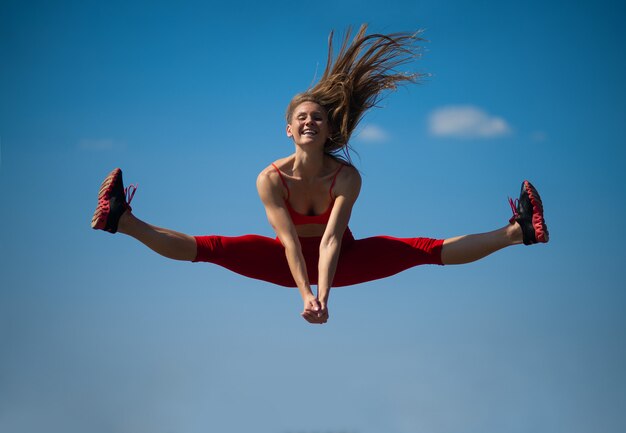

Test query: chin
[298,140,324,147]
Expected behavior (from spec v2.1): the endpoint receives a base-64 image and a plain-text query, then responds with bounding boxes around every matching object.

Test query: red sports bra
[271,163,344,226]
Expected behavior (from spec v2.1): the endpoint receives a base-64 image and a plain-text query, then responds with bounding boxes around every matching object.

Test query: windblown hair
[286,24,426,164]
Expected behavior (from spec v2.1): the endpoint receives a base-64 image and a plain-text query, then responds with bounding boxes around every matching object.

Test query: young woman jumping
[91,25,549,324]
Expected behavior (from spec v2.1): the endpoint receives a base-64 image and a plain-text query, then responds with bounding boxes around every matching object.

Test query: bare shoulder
[258,160,280,184]
[334,164,362,199]
[257,161,287,201]
[337,164,361,187]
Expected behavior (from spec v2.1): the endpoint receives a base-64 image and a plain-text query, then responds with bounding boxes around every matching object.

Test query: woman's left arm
[317,167,362,320]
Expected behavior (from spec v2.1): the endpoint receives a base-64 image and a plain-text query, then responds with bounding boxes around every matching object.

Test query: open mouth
[302,129,317,136]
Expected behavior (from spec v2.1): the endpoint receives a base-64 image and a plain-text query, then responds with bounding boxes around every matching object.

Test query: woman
[91,25,549,324]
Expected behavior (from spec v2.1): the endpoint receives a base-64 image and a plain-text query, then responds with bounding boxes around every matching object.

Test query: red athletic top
[271,163,344,226]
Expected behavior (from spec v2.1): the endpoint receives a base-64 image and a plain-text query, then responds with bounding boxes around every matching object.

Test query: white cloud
[355,124,389,142]
[429,105,511,139]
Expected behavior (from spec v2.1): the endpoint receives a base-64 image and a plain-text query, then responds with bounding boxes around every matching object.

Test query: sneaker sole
[523,180,549,243]
[91,168,122,230]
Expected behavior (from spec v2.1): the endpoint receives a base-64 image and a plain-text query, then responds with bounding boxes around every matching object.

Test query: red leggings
[193,229,444,287]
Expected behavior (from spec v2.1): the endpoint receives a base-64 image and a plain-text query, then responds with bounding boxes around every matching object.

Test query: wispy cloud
[355,124,389,142]
[530,131,547,142]
[429,105,511,139]
[78,138,123,151]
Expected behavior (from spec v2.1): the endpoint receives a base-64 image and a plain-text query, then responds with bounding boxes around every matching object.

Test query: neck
[292,147,325,180]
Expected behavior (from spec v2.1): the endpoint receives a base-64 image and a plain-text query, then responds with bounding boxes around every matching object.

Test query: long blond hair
[286,24,425,164]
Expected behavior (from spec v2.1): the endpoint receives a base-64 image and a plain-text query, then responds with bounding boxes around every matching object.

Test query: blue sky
[1,0,625,432]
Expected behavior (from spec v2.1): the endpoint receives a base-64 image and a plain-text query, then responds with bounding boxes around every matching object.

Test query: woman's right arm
[256,169,323,323]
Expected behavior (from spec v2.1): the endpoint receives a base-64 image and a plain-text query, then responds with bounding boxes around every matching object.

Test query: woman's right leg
[92,168,294,284]
[92,168,197,261]
[117,211,197,261]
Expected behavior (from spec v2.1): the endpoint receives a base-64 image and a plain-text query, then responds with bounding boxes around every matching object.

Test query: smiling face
[286,101,330,148]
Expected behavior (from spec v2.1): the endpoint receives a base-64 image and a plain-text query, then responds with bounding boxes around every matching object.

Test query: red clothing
[271,163,343,226]
[193,163,444,287]
[194,229,443,287]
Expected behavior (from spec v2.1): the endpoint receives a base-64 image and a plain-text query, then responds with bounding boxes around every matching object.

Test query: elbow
[280,236,301,252]
[320,235,341,252]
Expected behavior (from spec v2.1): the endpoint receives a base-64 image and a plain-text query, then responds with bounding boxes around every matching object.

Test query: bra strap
[329,164,345,199]
[271,163,290,200]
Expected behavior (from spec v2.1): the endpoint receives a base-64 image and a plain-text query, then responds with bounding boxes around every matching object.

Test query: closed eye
[296,111,325,121]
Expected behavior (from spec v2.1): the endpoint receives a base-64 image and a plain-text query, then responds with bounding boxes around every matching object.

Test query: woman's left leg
[440,223,522,265]
[332,180,548,285]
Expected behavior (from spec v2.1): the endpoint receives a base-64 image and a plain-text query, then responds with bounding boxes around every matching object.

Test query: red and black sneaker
[91,168,137,233]
[508,180,549,245]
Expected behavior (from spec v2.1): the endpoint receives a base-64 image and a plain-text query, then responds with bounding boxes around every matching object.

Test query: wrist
[317,288,330,303]
[299,287,315,300]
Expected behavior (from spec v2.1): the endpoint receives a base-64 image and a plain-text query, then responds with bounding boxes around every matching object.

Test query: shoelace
[124,184,138,207]
[508,197,519,224]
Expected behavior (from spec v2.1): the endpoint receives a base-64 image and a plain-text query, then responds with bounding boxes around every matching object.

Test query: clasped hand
[301,294,329,324]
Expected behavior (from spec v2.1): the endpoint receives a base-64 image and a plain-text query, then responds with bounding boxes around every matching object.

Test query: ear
[286,124,293,138]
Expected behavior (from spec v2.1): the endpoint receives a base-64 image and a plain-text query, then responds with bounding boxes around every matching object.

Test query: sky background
[1,0,625,432]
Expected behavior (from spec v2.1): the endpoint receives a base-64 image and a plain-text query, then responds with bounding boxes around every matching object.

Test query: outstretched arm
[256,169,322,323]
[317,167,361,320]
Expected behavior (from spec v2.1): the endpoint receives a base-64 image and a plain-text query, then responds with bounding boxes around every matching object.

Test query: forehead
[293,101,326,116]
